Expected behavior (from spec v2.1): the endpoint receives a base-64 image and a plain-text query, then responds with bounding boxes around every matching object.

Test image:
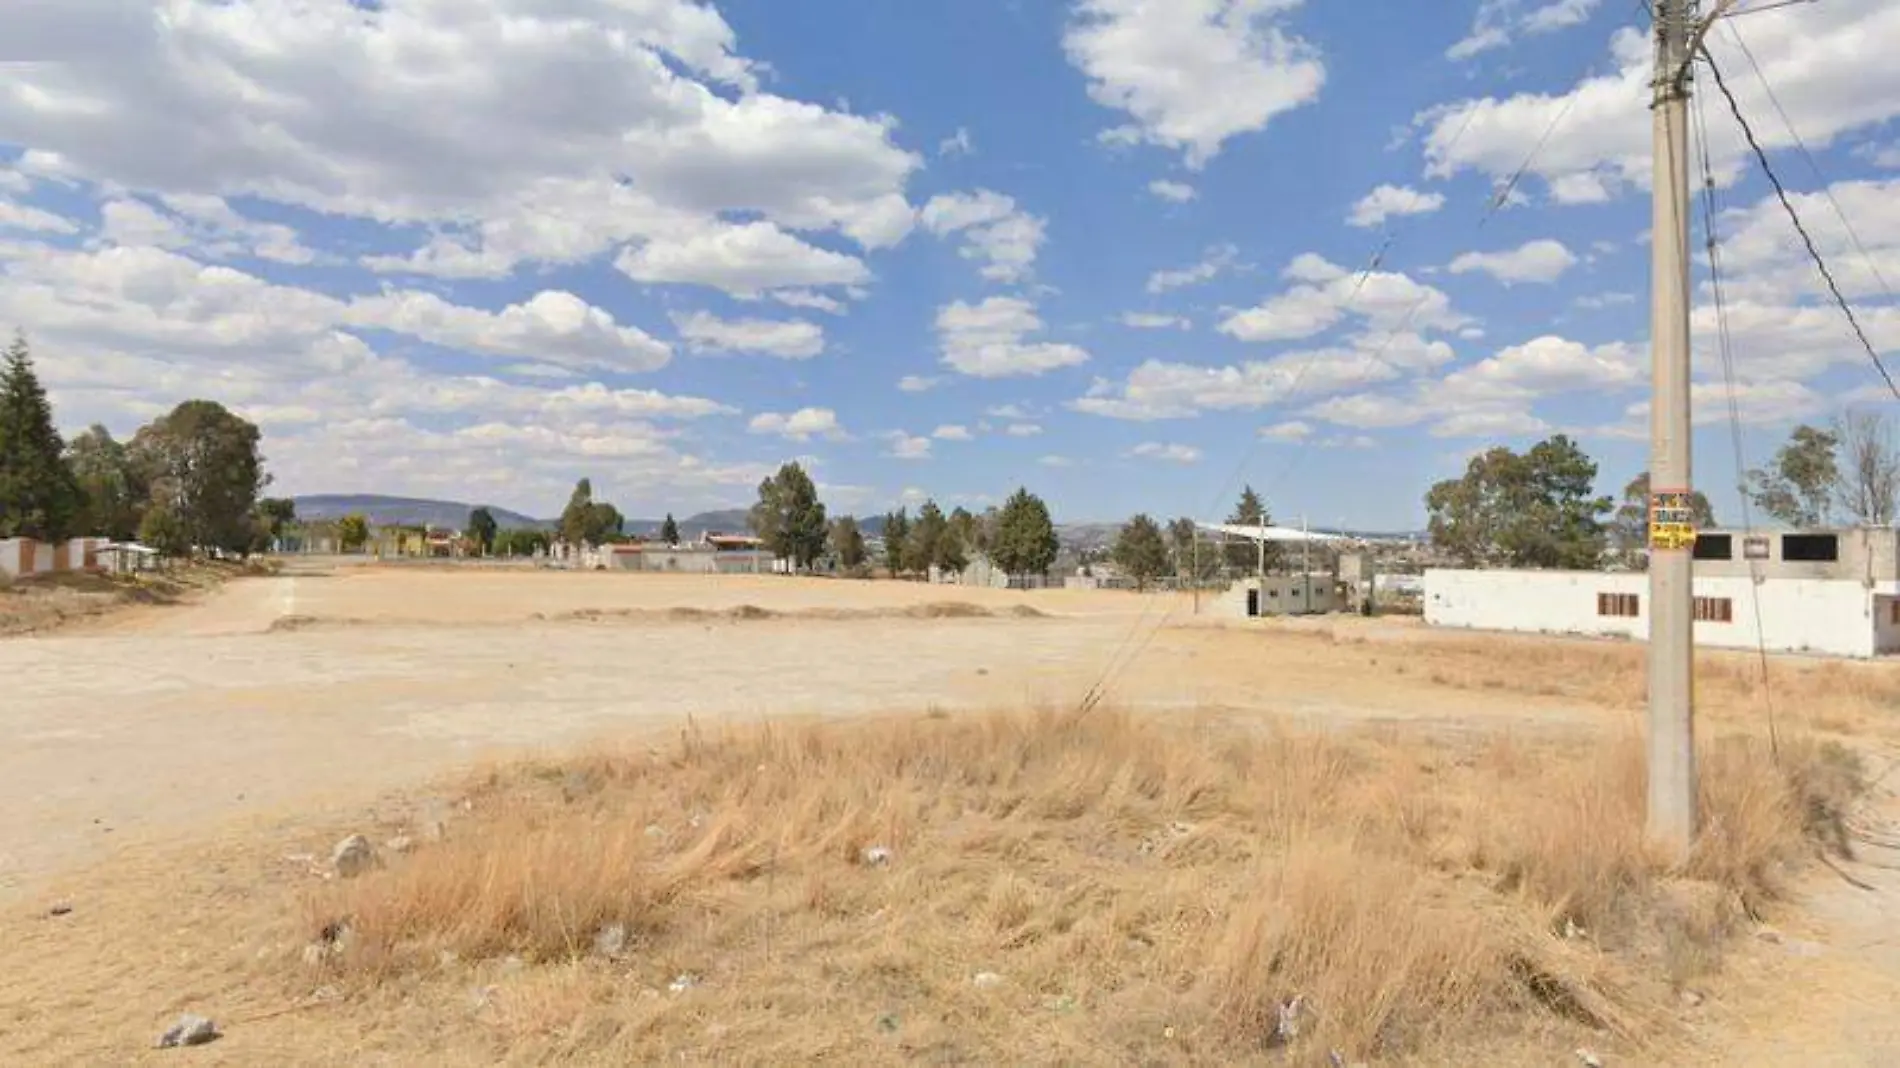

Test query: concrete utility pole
[1646,0,1699,857]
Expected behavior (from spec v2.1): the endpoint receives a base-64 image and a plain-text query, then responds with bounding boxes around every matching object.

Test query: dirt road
[2,567,1616,897]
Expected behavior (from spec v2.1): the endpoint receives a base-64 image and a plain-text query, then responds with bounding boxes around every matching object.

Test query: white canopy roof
[1196,522,1348,545]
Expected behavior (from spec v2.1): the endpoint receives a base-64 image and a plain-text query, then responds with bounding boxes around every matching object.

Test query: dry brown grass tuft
[301,710,1859,1065]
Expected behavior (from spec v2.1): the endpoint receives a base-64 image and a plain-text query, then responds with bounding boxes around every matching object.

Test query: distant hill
[292,495,549,531]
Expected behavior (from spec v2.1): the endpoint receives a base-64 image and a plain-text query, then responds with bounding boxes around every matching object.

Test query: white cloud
[939,127,975,157]
[1446,239,1578,285]
[986,403,1033,420]
[1574,291,1635,310]
[1005,423,1044,437]
[615,221,871,298]
[1038,455,1074,468]
[1064,0,1326,169]
[1259,420,1313,442]
[748,407,848,441]
[897,375,943,393]
[1147,243,1240,293]
[1149,179,1198,203]
[1424,5,1900,206]
[1347,184,1445,229]
[936,297,1090,378]
[771,290,847,315]
[671,310,824,359]
[1447,0,1601,62]
[0,0,924,281]
[0,199,79,235]
[932,424,974,441]
[1072,331,1452,421]
[1122,312,1191,330]
[346,289,673,374]
[882,431,933,460]
[920,190,1045,283]
[1220,254,1469,342]
[1129,441,1202,464]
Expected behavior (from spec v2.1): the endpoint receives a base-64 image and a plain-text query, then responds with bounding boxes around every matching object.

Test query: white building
[1424,527,1900,659]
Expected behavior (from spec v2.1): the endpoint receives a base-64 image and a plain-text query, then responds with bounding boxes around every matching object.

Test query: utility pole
[1646,0,1699,858]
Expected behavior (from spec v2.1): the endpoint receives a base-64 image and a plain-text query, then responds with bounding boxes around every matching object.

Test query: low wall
[1423,569,1884,658]
[0,537,106,579]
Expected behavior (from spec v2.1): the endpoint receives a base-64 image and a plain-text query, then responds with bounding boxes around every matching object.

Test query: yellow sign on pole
[1648,491,1698,552]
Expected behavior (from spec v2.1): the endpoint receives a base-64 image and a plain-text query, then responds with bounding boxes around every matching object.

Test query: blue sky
[4,0,1900,528]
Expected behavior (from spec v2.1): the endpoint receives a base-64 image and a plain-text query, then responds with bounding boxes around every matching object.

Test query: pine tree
[1113,513,1170,590]
[660,513,680,546]
[0,333,82,541]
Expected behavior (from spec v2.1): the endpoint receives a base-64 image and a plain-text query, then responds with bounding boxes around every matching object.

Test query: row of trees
[1423,414,1900,570]
[0,334,276,556]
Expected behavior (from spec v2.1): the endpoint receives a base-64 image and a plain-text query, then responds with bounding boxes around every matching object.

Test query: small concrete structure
[95,542,160,575]
[929,553,1011,588]
[1423,526,1900,659]
[1213,574,1341,617]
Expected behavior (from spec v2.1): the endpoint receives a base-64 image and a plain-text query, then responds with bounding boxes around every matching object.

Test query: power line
[1721,20,1897,304]
[1691,75,1781,757]
[1702,49,1900,403]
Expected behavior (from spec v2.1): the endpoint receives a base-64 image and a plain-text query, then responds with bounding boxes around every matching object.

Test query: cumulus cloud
[748,407,848,441]
[936,297,1090,378]
[882,431,933,459]
[615,221,871,298]
[1347,184,1446,229]
[1220,254,1469,342]
[1128,441,1202,464]
[1149,179,1198,203]
[920,190,1045,283]
[671,310,824,359]
[1122,312,1191,330]
[1147,243,1241,293]
[1065,0,1325,168]
[1446,239,1579,285]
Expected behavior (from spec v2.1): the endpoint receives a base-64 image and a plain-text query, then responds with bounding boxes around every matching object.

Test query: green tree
[137,498,190,557]
[336,512,370,553]
[1223,484,1276,574]
[128,400,268,555]
[831,515,867,570]
[1113,513,1170,590]
[1425,435,1611,569]
[0,333,83,541]
[882,508,910,577]
[660,512,681,546]
[466,506,498,555]
[1167,516,1218,583]
[253,497,297,552]
[1612,472,1714,563]
[1747,424,1839,527]
[65,424,144,540]
[494,528,550,557]
[557,479,623,545]
[749,461,828,569]
[989,487,1059,578]
[906,500,947,575]
[948,506,979,555]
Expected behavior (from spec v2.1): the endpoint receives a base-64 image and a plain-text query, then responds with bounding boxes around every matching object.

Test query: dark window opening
[1692,534,1733,561]
[1598,592,1640,618]
[1246,589,1260,617]
[1781,534,1839,562]
[1693,597,1734,623]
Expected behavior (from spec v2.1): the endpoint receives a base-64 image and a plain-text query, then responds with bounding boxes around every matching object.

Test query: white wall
[1424,569,1884,659]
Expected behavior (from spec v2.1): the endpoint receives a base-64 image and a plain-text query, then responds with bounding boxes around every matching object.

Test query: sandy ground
[7,563,1900,1064]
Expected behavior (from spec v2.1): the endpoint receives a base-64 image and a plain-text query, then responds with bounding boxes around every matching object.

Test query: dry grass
[298,709,1862,1065]
[1328,625,1900,739]
[0,558,254,636]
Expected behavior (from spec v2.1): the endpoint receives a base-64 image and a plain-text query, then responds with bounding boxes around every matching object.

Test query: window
[1598,592,1640,618]
[1693,597,1734,623]
[1692,534,1733,561]
[1889,599,1900,626]
[1782,534,1839,562]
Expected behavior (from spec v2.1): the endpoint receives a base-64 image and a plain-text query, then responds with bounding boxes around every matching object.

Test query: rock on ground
[156,1014,219,1048]
[331,834,378,878]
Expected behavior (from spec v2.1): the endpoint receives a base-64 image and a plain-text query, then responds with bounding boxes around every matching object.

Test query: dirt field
[5,562,1900,1064]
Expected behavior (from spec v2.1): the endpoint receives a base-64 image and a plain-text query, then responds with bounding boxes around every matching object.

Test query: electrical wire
[1692,73,1782,758]
[1703,49,1900,403]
